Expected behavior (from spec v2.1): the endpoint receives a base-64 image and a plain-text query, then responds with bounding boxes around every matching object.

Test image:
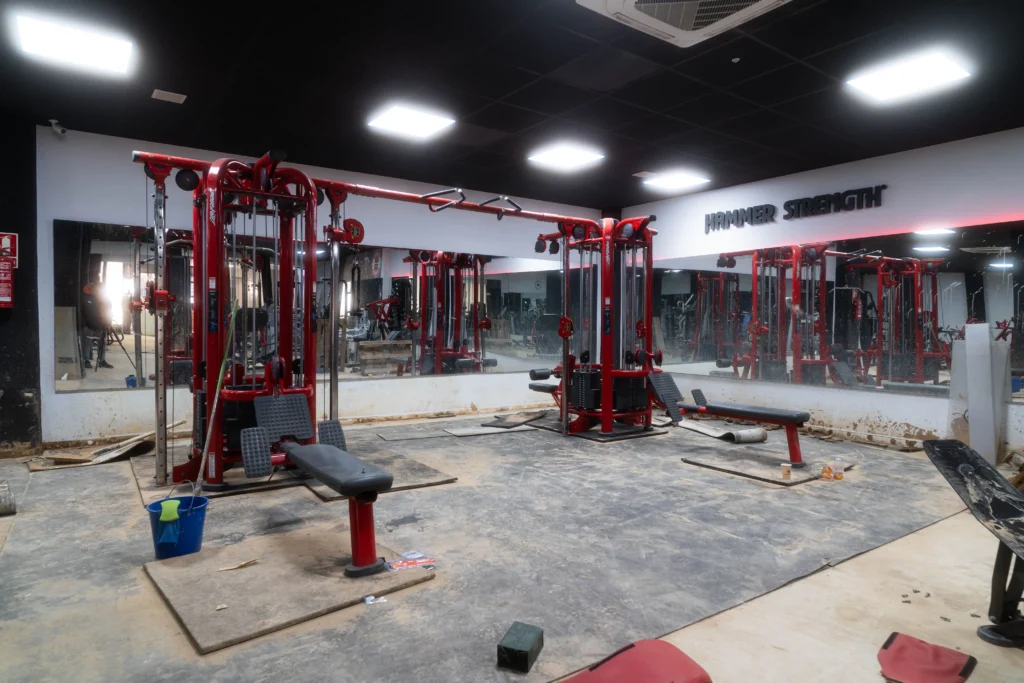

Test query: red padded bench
[677,389,810,467]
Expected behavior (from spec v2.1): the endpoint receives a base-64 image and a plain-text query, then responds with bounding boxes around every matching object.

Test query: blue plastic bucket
[1013,377,1023,393]
[146,495,209,560]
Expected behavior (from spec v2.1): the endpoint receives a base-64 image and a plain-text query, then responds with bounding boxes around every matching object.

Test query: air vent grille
[635,0,761,31]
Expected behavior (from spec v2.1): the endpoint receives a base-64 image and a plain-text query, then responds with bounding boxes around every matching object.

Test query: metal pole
[561,232,571,434]
[329,237,341,420]
[132,236,143,379]
[411,259,419,376]
[154,184,168,486]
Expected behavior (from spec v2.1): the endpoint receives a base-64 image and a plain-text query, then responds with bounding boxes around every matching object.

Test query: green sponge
[497,621,544,673]
[159,499,181,522]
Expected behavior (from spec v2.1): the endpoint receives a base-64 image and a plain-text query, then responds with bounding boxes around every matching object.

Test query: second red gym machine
[528,215,679,438]
[718,243,831,384]
[404,249,496,374]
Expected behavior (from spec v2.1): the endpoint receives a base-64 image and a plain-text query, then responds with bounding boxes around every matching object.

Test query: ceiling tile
[549,46,661,92]
[614,114,693,143]
[447,58,538,100]
[666,92,756,126]
[675,37,793,87]
[727,64,836,106]
[462,104,547,133]
[752,0,896,59]
[709,109,796,139]
[505,79,598,115]
[612,70,713,112]
[562,98,650,130]
[488,25,599,74]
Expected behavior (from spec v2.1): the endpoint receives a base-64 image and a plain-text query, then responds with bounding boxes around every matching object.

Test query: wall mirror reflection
[665,222,1024,399]
[53,220,156,392]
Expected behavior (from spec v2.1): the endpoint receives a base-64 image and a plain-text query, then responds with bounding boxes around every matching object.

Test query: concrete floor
[663,511,1024,682]
[0,418,975,682]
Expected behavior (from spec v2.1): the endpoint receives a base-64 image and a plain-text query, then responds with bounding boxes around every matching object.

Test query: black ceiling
[4,0,1024,210]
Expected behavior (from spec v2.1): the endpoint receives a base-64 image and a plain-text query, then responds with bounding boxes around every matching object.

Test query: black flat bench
[529,382,558,394]
[677,389,810,466]
[241,394,393,576]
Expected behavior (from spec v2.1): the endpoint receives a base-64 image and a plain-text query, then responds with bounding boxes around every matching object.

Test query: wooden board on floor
[144,524,435,654]
[682,446,856,486]
[305,442,457,501]
[443,425,534,437]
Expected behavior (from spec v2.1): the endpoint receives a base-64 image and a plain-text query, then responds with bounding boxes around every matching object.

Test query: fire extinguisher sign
[0,258,13,308]
[0,232,17,267]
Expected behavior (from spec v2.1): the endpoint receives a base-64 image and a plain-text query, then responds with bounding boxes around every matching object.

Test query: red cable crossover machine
[134,151,661,489]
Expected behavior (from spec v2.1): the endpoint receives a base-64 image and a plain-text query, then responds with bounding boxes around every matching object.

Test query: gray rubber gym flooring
[0,417,963,682]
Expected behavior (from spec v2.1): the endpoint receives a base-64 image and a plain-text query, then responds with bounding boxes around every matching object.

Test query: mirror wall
[665,222,1024,399]
[55,218,1024,399]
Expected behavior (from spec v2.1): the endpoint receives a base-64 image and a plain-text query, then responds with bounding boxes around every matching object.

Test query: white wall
[627,127,1024,260]
[36,128,598,441]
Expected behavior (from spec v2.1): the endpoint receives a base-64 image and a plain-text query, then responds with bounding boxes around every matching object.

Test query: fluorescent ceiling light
[989,261,1014,269]
[527,143,604,173]
[13,12,135,76]
[846,49,970,104]
[912,246,949,253]
[643,170,711,192]
[152,89,186,104]
[366,104,455,141]
[914,228,955,236]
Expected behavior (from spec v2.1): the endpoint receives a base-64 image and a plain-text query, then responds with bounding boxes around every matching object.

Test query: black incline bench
[241,394,394,576]
[677,389,811,467]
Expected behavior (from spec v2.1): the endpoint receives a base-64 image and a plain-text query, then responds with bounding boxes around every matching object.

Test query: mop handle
[194,304,239,495]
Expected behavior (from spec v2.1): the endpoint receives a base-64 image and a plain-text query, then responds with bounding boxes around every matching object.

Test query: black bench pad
[529,383,558,394]
[282,443,393,497]
[678,402,809,425]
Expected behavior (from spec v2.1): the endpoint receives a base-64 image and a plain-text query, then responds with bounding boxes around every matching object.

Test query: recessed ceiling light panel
[914,228,955,236]
[152,89,186,104]
[912,246,949,253]
[12,12,135,76]
[846,49,970,104]
[527,143,604,173]
[367,104,455,141]
[990,261,1014,269]
[642,170,710,192]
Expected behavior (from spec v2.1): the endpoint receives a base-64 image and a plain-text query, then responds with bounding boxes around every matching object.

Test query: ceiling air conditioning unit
[576,0,792,48]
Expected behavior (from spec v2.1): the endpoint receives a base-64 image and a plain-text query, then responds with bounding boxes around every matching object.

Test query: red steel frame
[691,272,741,362]
[721,244,830,384]
[135,152,319,487]
[536,217,658,435]
[405,251,490,374]
[840,253,947,385]
[133,152,652,447]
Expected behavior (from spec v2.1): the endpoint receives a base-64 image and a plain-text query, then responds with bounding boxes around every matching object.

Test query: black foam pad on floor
[648,373,683,422]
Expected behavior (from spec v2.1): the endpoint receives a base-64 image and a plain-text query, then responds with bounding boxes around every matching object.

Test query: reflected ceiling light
[846,49,970,104]
[643,170,710,192]
[12,12,135,76]
[989,261,1014,269]
[914,228,955,236]
[912,246,949,253]
[527,143,604,173]
[367,103,455,141]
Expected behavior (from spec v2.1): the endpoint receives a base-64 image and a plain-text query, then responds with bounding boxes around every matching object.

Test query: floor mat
[681,444,857,486]
[443,425,535,437]
[144,523,435,654]
[131,443,457,504]
[480,411,549,428]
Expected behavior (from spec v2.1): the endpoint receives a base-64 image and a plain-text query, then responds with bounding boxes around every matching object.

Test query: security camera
[49,119,67,137]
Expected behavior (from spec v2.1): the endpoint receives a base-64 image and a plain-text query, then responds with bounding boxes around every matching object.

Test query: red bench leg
[346,494,387,577]
[784,424,806,468]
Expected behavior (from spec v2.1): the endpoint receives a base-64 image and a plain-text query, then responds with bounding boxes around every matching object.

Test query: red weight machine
[403,250,495,374]
[841,253,947,385]
[719,243,831,384]
[690,271,741,363]
[528,216,676,437]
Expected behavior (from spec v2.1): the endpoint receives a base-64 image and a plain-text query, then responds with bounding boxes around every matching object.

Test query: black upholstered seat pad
[529,383,558,393]
[677,402,809,424]
[286,444,393,496]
